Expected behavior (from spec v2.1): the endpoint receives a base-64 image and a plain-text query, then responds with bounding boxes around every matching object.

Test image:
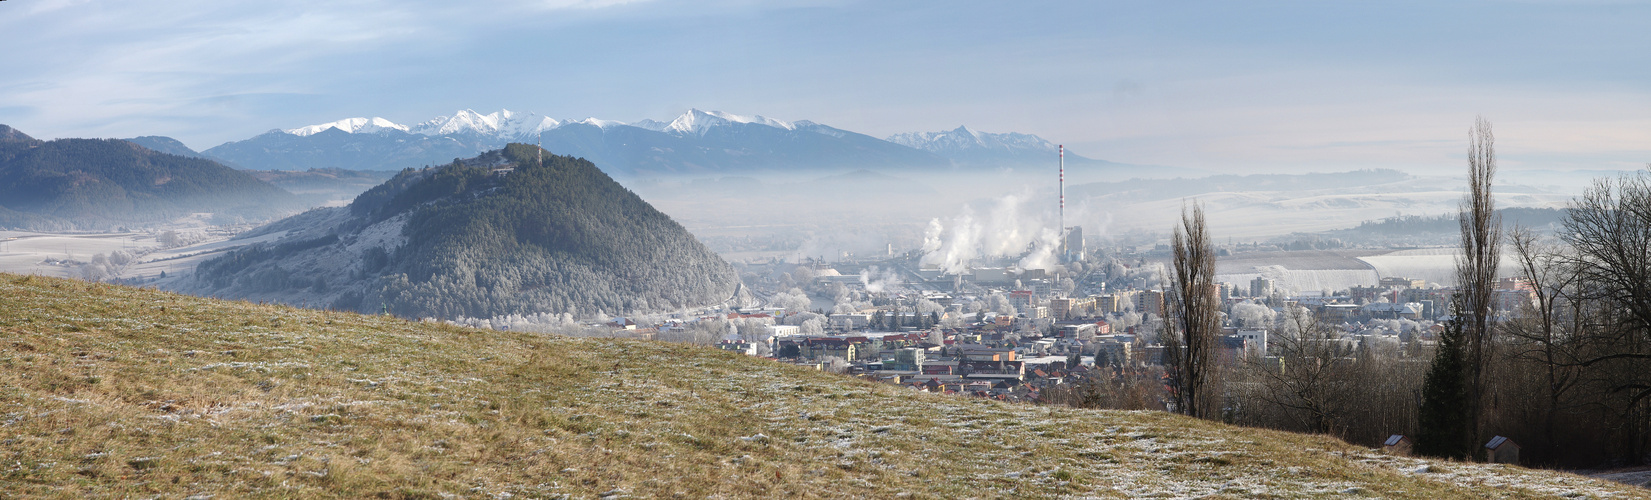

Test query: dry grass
[0,273,1644,499]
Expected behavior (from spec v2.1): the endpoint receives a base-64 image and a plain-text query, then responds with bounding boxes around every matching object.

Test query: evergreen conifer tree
[1417,313,1473,459]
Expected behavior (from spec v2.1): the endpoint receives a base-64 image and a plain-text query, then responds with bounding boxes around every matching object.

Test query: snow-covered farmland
[1357,247,1523,287]
[1210,247,1497,292]
[0,214,289,284]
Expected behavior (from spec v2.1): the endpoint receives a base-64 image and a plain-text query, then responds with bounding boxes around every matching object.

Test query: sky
[3,0,1649,174]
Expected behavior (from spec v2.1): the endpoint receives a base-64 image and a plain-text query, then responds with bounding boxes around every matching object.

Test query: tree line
[0,133,297,230]
[193,144,743,320]
[1056,118,1651,469]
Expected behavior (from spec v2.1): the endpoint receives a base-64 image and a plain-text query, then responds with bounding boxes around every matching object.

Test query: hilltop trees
[1244,306,1359,435]
[0,133,298,230]
[1455,116,1503,454]
[1416,117,1501,459]
[1457,168,1651,466]
[1418,317,1474,459]
[1560,169,1651,463]
[1165,203,1220,419]
[193,144,742,319]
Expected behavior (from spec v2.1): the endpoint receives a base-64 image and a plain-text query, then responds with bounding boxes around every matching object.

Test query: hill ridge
[183,144,742,318]
[0,128,299,230]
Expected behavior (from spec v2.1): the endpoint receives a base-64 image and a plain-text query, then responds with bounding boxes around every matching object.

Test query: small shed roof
[1384,434,1408,447]
[1486,435,1514,450]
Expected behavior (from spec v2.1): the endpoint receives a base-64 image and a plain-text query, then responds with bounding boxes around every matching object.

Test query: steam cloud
[920,193,1096,274]
[860,265,902,293]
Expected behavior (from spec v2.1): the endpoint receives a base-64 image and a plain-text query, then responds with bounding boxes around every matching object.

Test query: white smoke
[1015,226,1064,272]
[920,193,1068,274]
[860,265,901,293]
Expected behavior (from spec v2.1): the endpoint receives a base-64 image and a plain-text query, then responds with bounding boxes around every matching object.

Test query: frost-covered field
[0,214,287,285]
[0,231,146,278]
[2,274,1642,498]
[1209,246,1532,291]
[1358,247,1524,287]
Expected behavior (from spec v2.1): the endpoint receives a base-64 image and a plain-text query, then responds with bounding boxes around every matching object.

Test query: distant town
[546,238,1515,406]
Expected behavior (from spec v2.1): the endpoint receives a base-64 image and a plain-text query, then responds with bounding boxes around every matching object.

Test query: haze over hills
[121,135,215,161]
[181,144,745,319]
[0,125,300,230]
[890,125,1099,167]
[196,108,1117,177]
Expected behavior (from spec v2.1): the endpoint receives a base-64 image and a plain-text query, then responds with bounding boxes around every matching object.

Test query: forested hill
[0,125,299,230]
[186,144,744,319]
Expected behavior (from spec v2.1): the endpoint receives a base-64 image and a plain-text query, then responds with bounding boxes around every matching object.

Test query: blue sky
[3,0,1648,173]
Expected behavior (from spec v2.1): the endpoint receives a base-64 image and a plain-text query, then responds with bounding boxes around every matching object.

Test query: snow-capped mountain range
[282,109,809,140]
[200,108,1109,176]
[887,126,1062,158]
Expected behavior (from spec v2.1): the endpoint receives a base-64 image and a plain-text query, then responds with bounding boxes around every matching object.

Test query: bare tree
[1167,203,1220,419]
[1562,169,1651,463]
[1504,226,1585,462]
[1457,116,1502,449]
[1242,306,1358,434]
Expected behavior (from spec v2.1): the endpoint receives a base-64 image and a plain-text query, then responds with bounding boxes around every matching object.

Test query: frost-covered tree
[799,317,826,336]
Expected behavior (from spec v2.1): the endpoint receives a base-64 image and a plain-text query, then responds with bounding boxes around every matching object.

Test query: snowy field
[0,213,290,284]
[0,231,149,278]
[1357,247,1523,287]
[1211,247,1503,292]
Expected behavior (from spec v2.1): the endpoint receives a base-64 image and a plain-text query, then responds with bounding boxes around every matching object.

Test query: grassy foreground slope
[0,274,1641,499]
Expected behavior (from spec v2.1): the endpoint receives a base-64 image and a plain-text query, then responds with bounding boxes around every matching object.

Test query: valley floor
[0,217,284,288]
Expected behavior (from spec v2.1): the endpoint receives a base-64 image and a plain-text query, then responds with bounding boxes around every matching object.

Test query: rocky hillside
[183,144,743,318]
[0,274,1641,498]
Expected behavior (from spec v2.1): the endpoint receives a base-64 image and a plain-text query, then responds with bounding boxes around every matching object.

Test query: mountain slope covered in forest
[1,274,1640,498]
[0,125,299,230]
[183,144,742,318]
[121,136,212,160]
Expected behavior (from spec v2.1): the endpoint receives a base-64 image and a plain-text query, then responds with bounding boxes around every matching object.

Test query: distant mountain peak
[665,109,795,136]
[283,110,563,140]
[0,124,39,143]
[210,109,1037,174]
[575,117,627,129]
[888,126,1058,154]
[122,136,209,160]
[885,126,1096,167]
[285,117,409,137]
[409,108,498,136]
[629,119,669,132]
[280,108,814,140]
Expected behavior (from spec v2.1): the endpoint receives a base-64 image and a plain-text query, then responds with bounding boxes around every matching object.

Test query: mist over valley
[6,2,1651,496]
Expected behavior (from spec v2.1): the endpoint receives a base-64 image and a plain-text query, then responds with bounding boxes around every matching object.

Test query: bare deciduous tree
[1243,307,1357,434]
[1167,203,1220,419]
[1504,226,1585,461]
[1562,169,1651,463]
[1457,116,1502,449]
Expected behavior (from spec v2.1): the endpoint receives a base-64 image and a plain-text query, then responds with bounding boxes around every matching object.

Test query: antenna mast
[1059,144,1065,261]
